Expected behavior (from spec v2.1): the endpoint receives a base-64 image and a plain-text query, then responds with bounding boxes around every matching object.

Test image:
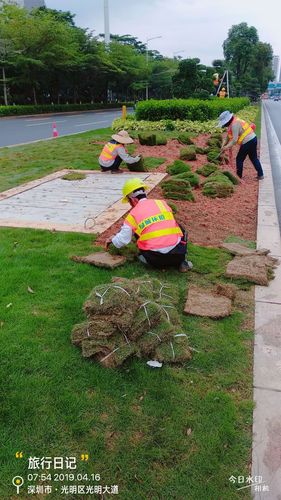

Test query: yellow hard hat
[122,178,148,203]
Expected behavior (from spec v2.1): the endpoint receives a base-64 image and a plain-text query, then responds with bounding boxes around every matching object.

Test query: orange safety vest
[227,117,254,145]
[124,199,183,251]
[99,142,124,162]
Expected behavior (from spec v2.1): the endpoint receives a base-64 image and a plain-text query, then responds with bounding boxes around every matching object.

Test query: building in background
[7,0,45,8]
[272,55,280,82]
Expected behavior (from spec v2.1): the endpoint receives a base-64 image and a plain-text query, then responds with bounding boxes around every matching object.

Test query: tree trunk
[32,87,37,105]
[2,67,8,106]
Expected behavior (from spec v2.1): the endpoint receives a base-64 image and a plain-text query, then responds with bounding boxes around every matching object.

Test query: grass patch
[0,128,135,193]
[0,228,253,499]
[62,172,86,181]
[144,156,166,169]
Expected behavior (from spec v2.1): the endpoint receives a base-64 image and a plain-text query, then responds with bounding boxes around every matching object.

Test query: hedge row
[112,105,259,135]
[0,102,134,117]
[135,98,250,122]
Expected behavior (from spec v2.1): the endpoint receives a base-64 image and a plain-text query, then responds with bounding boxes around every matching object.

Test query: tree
[223,23,259,80]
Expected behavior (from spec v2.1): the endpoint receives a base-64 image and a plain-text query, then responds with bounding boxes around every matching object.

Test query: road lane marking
[75,120,109,127]
[26,120,66,127]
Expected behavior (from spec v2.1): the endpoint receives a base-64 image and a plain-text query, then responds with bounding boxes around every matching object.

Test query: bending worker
[99,130,140,173]
[218,110,264,180]
[106,178,192,272]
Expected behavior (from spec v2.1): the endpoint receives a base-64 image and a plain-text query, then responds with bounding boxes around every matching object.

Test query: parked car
[274,96,280,101]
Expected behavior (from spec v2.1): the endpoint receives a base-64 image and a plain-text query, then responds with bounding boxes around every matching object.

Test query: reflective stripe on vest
[124,199,183,250]
[227,118,253,145]
[100,142,120,162]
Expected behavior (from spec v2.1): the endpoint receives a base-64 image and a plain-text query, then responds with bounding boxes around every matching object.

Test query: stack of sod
[222,170,240,185]
[180,146,197,161]
[163,160,196,200]
[126,156,148,172]
[202,172,235,198]
[195,146,209,155]
[173,171,200,187]
[71,277,192,368]
[138,132,167,146]
[161,178,195,201]
[196,163,218,177]
[138,132,156,145]
[177,132,194,145]
[167,160,191,175]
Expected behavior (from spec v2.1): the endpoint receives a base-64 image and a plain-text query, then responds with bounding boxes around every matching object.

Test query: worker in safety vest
[99,130,141,174]
[218,110,264,180]
[106,178,193,272]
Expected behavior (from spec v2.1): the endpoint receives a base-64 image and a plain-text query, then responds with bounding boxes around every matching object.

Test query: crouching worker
[218,110,264,180]
[99,130,141,174]
[106,178,192,272]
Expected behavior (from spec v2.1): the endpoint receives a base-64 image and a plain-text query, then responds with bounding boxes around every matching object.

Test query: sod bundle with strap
[71,276,191,368]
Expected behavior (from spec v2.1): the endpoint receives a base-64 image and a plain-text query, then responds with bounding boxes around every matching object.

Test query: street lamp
[145,35,162,100]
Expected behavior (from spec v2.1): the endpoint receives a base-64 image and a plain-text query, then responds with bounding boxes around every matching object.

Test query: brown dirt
[96,134,259,247]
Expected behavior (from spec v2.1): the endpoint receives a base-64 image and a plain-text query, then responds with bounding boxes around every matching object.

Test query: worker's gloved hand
[135,155,141,161]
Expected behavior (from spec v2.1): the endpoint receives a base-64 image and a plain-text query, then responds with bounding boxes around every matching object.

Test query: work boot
[257,175,264,180]
[111,169,124,174]
[179,260,193,273]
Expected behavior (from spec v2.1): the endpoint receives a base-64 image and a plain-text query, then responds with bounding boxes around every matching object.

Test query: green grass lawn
[0,227,253,499]
[254,104,261,139]
[0,128,253,498]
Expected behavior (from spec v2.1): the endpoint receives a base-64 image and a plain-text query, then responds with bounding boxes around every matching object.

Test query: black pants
[100,156,122,172]
[140,228,188,269]
[236,137,264,178]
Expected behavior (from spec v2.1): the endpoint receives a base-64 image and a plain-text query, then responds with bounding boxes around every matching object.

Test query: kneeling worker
[99,130,141,173]
[106,178,192,272]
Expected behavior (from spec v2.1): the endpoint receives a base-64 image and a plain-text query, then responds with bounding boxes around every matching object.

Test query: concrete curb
[251,103,281,498]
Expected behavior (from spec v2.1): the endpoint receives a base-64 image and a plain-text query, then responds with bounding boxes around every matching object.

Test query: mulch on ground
[96,134,259,247]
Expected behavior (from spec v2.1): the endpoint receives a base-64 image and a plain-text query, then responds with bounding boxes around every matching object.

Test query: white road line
[26,120,67,127]
[74,120,109,127]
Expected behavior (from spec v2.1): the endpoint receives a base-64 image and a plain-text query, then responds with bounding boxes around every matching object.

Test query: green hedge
[135,98,250,122]
[0,102,133,117]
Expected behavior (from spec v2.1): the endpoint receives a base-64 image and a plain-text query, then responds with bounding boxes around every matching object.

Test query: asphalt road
[0,108,124,147]
[263,100,281,229]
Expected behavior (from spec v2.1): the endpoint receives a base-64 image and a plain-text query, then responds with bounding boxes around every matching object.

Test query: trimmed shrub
[177,132,194,145]
[167,160,191,175]
[180,146,197,161]
[174,171,200,187]
[135,98,250,122]
[222,170,240,185]
[196,163,218,177]
[165,119,175,131]
[138,132,156,146]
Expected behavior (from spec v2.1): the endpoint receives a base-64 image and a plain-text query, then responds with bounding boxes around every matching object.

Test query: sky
[46,0,281,67]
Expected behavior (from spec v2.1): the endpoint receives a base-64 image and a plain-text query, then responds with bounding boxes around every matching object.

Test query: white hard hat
[218,110,233,127]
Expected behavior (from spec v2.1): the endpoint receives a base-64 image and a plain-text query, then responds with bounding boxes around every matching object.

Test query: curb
[251,103,281,498]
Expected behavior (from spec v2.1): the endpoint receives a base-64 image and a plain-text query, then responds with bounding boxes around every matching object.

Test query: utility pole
[104,0,110,46]
[145,36,162,100]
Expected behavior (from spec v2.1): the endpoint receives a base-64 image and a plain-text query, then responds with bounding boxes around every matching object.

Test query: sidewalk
[252,104,281,498]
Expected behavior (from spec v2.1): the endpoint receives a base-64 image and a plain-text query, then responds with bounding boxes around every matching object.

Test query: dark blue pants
[236,137,264,178]
[100,156,122,172]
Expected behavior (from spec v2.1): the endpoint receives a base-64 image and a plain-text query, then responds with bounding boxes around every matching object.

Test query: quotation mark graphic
[81,454,89,461]
[15,452,23,459]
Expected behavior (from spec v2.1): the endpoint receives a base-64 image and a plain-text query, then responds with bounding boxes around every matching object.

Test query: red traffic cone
[52,122,59,138]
